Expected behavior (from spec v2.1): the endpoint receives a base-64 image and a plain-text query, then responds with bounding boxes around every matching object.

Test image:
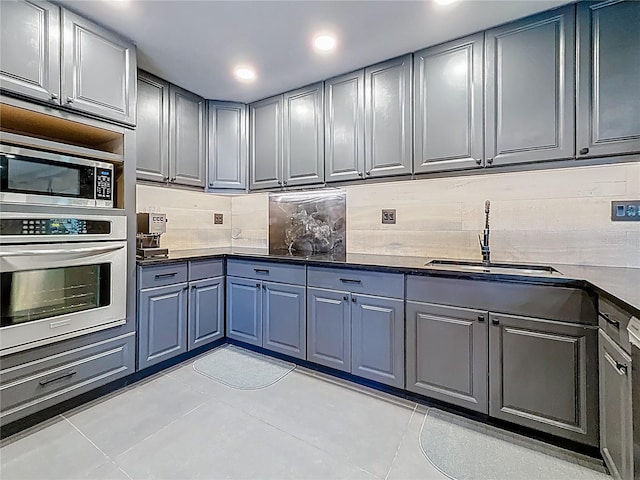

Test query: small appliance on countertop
[136,213,168,259]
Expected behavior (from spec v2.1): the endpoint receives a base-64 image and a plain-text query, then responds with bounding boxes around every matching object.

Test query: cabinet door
[352,294,404,388]
[169,85,206,187]
[188,277,224,350]
[307,287,350,372]
[577,0,640,158]
[325,70,365,182]
[226,276,262,346]
[138,283,188,370]
[489,313,599,447]
[0,0,60,103]
[136,71,169,182]
[250,95,282,190]
[406,302,488,413]
[599,331,633,480]
[61,9,136,125]
[485,5,575,166]
[283,83,324,187]
[414,34,484,173]
[207,101,247,190]
[364,54,413,178]
[262,282,306,360]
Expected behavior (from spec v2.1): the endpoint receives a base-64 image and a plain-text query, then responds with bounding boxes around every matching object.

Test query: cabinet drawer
[189,258,224,281]
[307,266,404,299]
[139,263,188,288]
[1,334,135,424]
[598,297,632,354]
[227,259,305,285]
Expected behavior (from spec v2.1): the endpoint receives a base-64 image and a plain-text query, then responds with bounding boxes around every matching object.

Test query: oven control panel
[0,218,111,236]
[95,169,112,201]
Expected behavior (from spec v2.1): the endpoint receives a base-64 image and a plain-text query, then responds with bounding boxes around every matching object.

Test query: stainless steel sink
[424,259,560,275]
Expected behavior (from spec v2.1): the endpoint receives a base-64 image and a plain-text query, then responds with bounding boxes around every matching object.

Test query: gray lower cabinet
[283,83,324,187]
[0,0,60,103]
[169,85,206,187]
[364,54,413,178]
[262,281,306,359]
[226,276,262,347]
[485,5,575,166]
[207,101,247,190]
[406,302,488,413]
[307,285,404,388]
[61,8,136,125]
[577,0,640,158]
[413,34,484,173]
[489,312,599,447]
[188,277,224,350]
[136,70,169,182]
[325,70,365,182]
[599,330,634,480]
[307,287,351,372]
[250,95,283,190]
[351,294,404,388]
[138,282,188,369]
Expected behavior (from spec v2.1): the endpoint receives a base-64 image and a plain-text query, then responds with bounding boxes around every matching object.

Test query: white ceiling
[56,0,572,103]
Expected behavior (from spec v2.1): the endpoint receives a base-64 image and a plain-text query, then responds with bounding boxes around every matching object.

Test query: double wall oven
[0,145,126,356]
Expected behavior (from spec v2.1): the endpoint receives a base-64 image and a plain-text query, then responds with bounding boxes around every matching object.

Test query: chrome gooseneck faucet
[479,200,491,267]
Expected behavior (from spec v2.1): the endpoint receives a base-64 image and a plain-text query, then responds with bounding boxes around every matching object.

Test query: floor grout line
[384,404,418,480]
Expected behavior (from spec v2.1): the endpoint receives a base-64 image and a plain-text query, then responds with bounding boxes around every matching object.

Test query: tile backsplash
[137,162,639,267]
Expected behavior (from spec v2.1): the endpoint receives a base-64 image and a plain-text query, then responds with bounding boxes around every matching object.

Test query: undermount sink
[425,259,560,275]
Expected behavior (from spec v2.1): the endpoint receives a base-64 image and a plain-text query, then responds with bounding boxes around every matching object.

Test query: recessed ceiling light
[434,0,458,5]
[234,66,256,83]
[313,34,337,53]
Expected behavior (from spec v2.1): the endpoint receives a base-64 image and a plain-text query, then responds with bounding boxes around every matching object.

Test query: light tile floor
[0,351,608,480]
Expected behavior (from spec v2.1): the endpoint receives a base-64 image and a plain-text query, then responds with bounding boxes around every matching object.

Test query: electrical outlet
[382,209,396,224]
[214,213,224,225]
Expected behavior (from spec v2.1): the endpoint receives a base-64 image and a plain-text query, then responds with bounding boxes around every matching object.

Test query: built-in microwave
[0,145,114,208]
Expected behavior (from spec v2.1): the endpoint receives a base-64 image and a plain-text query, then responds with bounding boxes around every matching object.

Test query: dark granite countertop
[137,248,640,317]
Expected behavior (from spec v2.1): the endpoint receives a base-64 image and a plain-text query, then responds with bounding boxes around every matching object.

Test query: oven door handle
[0,244,125,257]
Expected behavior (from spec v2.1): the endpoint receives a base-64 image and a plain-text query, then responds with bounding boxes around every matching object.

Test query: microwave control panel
[0,218,111,236]
[95,168,112,201]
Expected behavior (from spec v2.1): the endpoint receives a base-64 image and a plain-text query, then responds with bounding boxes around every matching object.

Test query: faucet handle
[478,234,484,248]
[485,200,490,214]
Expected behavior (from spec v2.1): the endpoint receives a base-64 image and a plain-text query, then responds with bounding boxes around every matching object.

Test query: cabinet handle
[163,176,169,182]
[475,159,482,165]
[209,183,214,187]
[170,177,176,182]
[262,284,266,290]
[491,317,500,325]
[352,297,357,303]
[254,268,270,274]
[358,172,363,177]
[340,278,362,284]
[343,296,348,301]
[256,283,260,288]
[579,147,589,155]
[366,172,371,176]
[486,158,494,165]
[477,315,485,322]
[66,97,74,104]
[39,370,77,386]
[191,285,197,290]
[50,93,59,100]
[155,272,178,279]
[599,312,620,329]
[277,181,282,186]
[616,361,628,376]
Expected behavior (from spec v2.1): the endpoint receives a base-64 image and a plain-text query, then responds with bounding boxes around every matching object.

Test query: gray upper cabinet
[207,101,247,190]
[352,294,404,389]
[0,0,60,103]
[283,83,325,187]
[325,70,365,182]
[136,71,169,182]
[250,95,283,190]
[61,8,136,126]
[307,287,351,372]
[577,0,640,158]
[364,54,413,178]
[169,85,206,187]
[414,34,484,173]
[485,5,575,166]
[262,281,306,360]
[489,312,599,447]
[188,276,224,350]
[406,302,488,413]
[599,330,634,480]
[226,276,262,347]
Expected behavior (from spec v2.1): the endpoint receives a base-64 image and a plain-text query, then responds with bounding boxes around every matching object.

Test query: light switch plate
[382,209,396,224]
[214,213,224,225]
[611,201,640,221]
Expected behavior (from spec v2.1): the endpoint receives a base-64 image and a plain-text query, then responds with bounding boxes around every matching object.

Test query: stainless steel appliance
[628,316,640,480]
[136,212,168,258]
[0,145,114,208]
[0,211,127,355]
